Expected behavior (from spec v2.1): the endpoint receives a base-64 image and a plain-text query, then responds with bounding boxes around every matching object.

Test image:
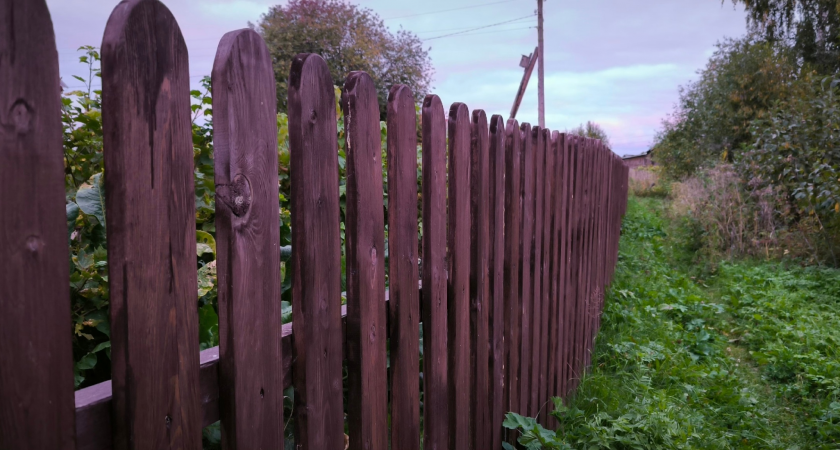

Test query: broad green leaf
[76,173,106,226]
[198,303,219,349]
[196,230,216,257]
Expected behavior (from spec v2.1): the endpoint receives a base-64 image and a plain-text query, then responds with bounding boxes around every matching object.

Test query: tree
[257,0,433,117]
[731,0,840,73]
[567,121,611,148]
[653,36,798,178]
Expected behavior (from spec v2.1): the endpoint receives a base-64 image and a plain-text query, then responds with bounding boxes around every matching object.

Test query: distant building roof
[622,149,651,160]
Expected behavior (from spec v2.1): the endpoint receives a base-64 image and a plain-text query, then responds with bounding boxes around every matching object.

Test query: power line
[422,14,535,41]
[425,26,534,40]
[414,16,533,34]
[384,0,517,20]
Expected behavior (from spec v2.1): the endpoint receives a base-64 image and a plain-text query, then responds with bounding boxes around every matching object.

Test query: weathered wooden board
[538,128,554,423]
[343,71,387,450]
[502,118,522,423]
[448,102,471,450]
[386,84,421,450]
[518,122,534,415]
[0,1,75,448]
[212,28,284,450]
[101,1,201,447]
[488,114,506,450]
[469,109,491,450]
[421,94,449,450]
[529,126,545,418]
[288,53,344,450]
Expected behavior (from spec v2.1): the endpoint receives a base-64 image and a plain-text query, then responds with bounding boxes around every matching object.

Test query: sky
[48,0,747,156]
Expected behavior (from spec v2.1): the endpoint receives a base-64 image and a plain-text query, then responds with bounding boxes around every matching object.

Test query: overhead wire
[383,0,517,20]
[422,14,535,41]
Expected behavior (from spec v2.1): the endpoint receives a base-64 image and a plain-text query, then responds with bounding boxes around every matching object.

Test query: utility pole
[537,0,545,128]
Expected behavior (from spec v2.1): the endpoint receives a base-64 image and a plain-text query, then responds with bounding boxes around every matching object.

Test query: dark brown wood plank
[101,1,201,447]
[447,102,471,450]
[564,136,581,396]
[554,134,570,400]
[343,71,388,450]
[538,128,554,424]
[502,118,522,425]
[517,122,534,415]
[488,114,506,450]
[529,126,545,418]
[0,1,75,448]
[212,28,284,450]
[469,109,491,450]
[421,94,449,450]
[288,53,344,450]
[542,131,558,425]
[386,84,421,450]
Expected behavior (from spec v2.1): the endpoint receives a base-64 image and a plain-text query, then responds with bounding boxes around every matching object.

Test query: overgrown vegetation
[504,195,840,449]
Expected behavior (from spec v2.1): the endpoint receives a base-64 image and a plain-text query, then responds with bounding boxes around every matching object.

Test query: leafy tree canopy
[653,36,799,179]
[257,0,434,118]
[731,0,840,73]
[568,121,611,148]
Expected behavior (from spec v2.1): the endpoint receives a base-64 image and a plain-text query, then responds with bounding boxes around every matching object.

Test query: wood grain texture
[212,28,283,450]
[343,71,387,450]
[563,136,581,396]
[421,94,449,450]
[538,128,554,423]
[517,122,534,415]
[488,114,506,450]
[288,53,344,450]
[529,126,544,417]
[386,84,421,450]
[447,102,471,450]
[502,118,522,421]
[544,131,559,423]
[101,1,201,447]
[469,109,491,450]
[555,134,570,399]
[0,1,75,448]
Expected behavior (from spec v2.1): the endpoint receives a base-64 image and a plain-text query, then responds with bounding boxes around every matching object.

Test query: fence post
[288,53,344,450]
[488,114,506,450]
[343,71,388,450]
[503,118,522,434]
[469,109,491,450]
[386,84,421,450]
[101,1,202,447]
[421,94,449,450]
[212,28,284,450]
[447,102,471,450]
[0,1,75,448]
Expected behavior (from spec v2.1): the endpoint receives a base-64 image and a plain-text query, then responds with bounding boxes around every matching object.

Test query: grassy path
[504,196,840,449]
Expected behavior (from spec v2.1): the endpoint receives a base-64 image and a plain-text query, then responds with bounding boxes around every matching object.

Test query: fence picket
[518,122,535,415]
[488,114,507,450]
[343,71,388,450]
[529,126,545,418]
[546,131,561,425]
[386,84,421,450]
[288,53,344,450]
[503,118,523,428]
[101,1,202,447]
[448,102,472,450]
[212,28,284,450]
[421,95,449,450]
[0,1,75,448]
[538,128,555,423]
[469,110,491,450]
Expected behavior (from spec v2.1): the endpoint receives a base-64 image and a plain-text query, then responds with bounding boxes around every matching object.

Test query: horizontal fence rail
[0,1,629,449]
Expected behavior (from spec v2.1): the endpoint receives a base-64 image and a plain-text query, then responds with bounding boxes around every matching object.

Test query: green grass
[504,195,840,449]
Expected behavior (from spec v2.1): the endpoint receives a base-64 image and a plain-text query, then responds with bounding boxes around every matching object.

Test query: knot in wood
[218,174,252,217]
[10,99,33,134]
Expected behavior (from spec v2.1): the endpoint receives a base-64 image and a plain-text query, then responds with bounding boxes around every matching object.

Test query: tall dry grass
[670,164,831,263]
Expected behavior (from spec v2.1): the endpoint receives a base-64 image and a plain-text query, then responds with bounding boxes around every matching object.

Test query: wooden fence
[0,0,629,449]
